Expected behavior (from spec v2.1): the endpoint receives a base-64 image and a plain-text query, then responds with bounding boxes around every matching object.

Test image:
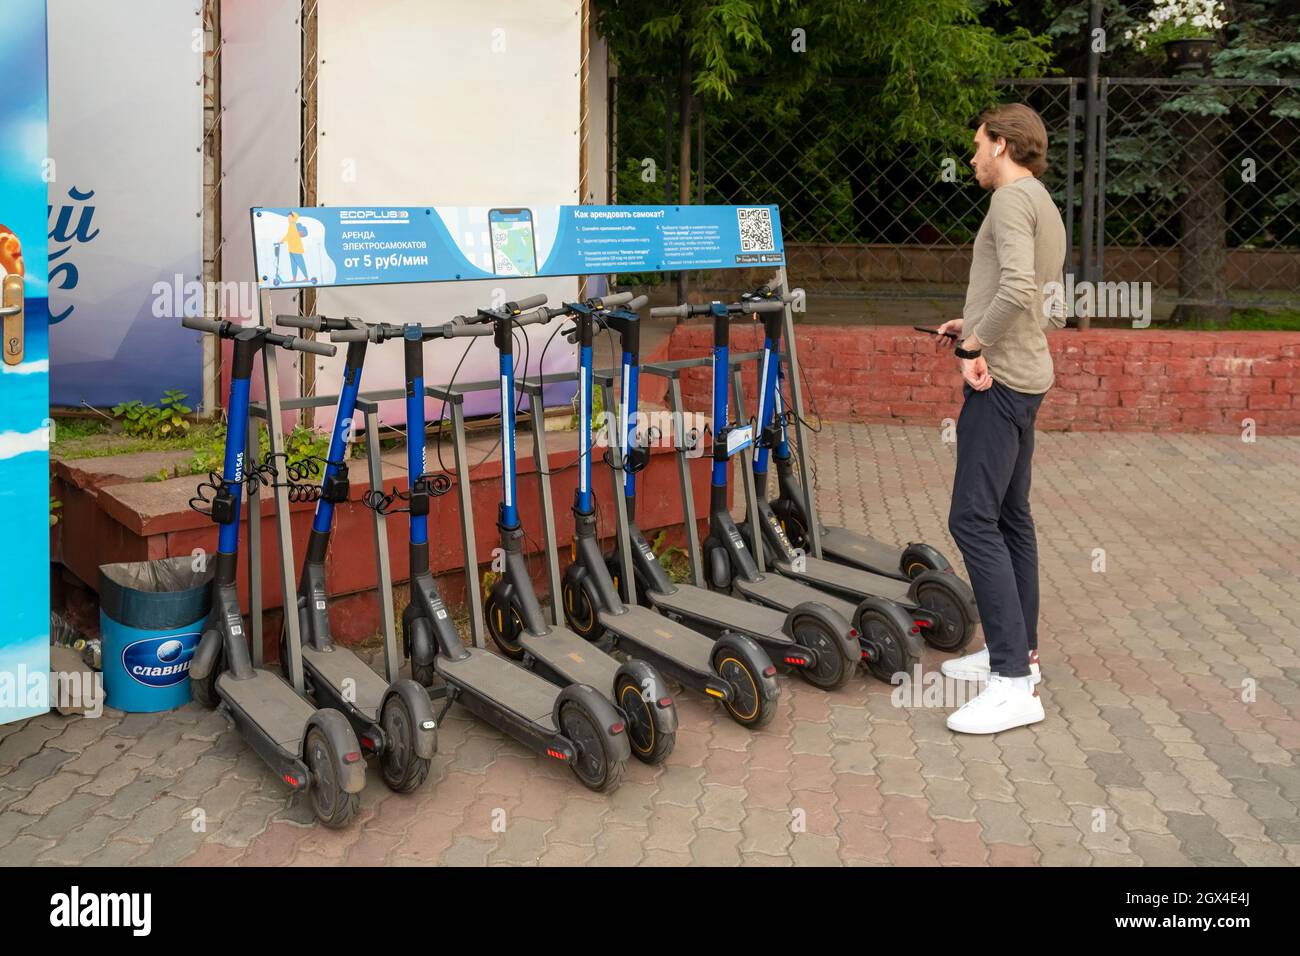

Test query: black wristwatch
[955,344,982,360]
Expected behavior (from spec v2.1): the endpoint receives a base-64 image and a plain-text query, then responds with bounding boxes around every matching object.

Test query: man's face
[970,124,1001,190]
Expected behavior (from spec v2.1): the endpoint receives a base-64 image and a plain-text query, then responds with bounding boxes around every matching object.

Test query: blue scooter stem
[218,375,252,555]
[405,327,429,546]
[311,344,364,535]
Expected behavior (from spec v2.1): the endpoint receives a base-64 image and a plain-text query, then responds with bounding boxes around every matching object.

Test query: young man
[936,103,1066,735]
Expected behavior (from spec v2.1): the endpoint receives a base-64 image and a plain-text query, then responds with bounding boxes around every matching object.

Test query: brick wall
[667,324,1300,434]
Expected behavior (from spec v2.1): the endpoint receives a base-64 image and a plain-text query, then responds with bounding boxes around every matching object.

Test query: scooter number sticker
[726,425,753,457]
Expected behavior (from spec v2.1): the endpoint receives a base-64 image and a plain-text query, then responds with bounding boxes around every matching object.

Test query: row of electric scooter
[177,283,978,827]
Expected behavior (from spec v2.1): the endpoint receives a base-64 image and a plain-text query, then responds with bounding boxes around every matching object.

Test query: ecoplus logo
[339,209,409,221]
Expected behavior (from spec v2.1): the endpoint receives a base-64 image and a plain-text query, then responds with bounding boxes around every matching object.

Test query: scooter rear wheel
[379,694,432,793]
[559,702,625,793]
[615,674,675,764]
[304,726,359,828]
[790,613,856,690]
[859,607,920,684]
[911,572,977,653]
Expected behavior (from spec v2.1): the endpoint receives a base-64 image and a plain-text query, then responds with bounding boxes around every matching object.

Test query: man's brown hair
[977,103,1049,176]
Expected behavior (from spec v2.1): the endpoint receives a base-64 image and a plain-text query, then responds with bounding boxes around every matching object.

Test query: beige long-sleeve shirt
[963,176,1067,394]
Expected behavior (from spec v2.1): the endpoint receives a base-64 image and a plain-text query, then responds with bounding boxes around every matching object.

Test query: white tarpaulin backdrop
[314,0,583,425]
[48,0,204,407]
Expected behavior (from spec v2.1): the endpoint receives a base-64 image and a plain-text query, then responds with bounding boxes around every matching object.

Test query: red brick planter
[668,324,1300,434]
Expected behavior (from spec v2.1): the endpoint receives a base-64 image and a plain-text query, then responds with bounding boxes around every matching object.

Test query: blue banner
[0,0,50,724]
[252,204,785,289]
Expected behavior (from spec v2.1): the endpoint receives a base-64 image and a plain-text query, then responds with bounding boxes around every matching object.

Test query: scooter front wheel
[304,726,360,828]
[379,693,432,793]
[189,630,223,709]
[713,644,777,729]
[406,617,436,688]
[559,702,625,793]
[771,498,809,551]
[485,590,526,660]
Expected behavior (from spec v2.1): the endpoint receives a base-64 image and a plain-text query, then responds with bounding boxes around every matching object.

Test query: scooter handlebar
[328,328,370,343]
[593,291,634,309]
[278,334,337,357]
[510,293,548,312]
[747,300,785,314]
[649,304,692,320]
[275,313,326,331]
[625,294,649,312]
[181,316,227,334]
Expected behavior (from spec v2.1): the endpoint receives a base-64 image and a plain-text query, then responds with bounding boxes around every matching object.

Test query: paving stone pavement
[3,426,1298,867]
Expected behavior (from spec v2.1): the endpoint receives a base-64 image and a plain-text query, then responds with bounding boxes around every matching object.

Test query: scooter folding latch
[322,468,349,503]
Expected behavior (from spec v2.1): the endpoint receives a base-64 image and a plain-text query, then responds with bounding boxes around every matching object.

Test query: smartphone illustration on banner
[489,208,538,277]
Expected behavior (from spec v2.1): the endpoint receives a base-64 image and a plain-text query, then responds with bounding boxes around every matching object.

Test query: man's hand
[936,317,963,348]
[962,354,992,391]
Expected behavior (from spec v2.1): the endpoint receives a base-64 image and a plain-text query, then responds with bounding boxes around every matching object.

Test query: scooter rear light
[283,773,303,788]
[343,751,363,764]
[782,656,807,667]
[910,625,922,635]
[849,628,859,638]
[657,697,673,708]
[763,665,778,677]
[360,735,377,751]
[609,721,625,735]
[546,748,568,761]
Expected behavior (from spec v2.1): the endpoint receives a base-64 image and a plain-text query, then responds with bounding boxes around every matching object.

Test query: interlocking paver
[2,427,1296,866]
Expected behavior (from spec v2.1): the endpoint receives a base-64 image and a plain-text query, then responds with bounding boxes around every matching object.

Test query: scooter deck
[773,555,912,604]
[735,572,860,623]
[598,604,715,672]
[303,645,389,721]
[438,650,558,732]
[819,526,904,575]
[520,626,617,691]
[218,669,315,752]
[648,583,792,645]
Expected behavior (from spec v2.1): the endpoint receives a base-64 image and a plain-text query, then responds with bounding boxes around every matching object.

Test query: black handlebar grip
[747,301,785,314]
[597,291,634,308]
[444,323,494,338]
[275,314,323,331]
[286,336,337,357]
[181,316,226,334]
[649,304,690,319]
[509,293,547,312]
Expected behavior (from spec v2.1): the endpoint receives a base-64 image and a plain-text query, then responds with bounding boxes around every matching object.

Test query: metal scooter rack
[631,269,820,586]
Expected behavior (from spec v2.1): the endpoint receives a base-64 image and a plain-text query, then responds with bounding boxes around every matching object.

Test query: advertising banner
[252,204,786,289]
[0,0,50,725]
[47,0,204,408]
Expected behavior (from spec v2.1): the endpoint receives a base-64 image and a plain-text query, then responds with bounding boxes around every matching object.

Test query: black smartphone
[913,325,958,340]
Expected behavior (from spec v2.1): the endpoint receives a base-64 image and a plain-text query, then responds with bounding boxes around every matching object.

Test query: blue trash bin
[99,557,214,712]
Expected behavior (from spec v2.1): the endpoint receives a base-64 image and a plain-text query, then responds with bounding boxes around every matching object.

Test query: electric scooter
[731,287,979,662]
[458,295,680,762]
[601,299,861,691]
[265,314,437,793]
[182,316,365,828]
[650,299,923,683]
[531,294,780,729]
[328,298,631,792]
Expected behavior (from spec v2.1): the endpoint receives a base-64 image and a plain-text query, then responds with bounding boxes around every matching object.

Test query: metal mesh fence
[612,75,1300,315]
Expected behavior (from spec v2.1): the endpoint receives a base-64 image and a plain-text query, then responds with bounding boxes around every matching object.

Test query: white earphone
[994,144,1004,157]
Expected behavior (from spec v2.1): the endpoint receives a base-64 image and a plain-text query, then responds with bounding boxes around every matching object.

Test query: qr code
[737,207,775,252]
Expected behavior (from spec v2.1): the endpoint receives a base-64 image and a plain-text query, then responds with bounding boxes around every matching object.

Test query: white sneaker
[941,647,1041,684]
[946,674,1045,735]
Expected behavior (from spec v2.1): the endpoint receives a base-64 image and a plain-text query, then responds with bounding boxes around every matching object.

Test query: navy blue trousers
[948,381,1045,678]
